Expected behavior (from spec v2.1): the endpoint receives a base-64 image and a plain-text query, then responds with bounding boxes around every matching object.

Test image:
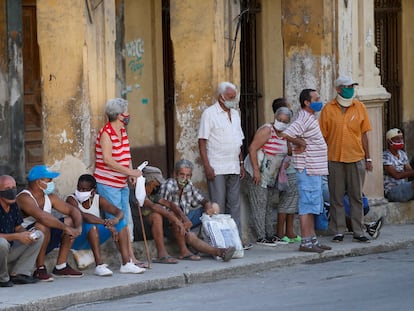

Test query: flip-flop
[221,246,236,262]
[153,256,178,264]
[178,254,201,261]
[134,261,149,269]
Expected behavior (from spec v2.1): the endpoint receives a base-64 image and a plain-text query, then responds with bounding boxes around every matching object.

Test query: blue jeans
[96,183,134,240]
[386,182,414,202]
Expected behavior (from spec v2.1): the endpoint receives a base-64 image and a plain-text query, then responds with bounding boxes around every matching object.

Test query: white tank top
[67,194,100,218]
[18,189,52,228]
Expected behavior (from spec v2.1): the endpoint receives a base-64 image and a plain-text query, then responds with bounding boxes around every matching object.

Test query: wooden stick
[136,202,152,269]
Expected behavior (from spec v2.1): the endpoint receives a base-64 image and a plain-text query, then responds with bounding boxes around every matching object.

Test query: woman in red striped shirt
[94,98,146,273]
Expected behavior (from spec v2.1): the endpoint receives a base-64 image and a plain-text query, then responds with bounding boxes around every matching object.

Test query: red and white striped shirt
[94,122,131,188]
[261,124,287,156]
[283,109,328,176]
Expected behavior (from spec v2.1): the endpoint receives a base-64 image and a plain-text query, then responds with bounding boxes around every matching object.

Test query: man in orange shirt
[319,75,373,243]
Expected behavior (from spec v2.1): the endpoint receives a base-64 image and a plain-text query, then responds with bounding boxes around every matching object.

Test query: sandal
[220,247,235,262]
[178,253,201,261]
[153,256,178,264]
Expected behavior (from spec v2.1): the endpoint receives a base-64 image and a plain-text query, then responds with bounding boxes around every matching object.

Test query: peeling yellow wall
[401,0,414,121]
[171,0,240,183]
[37,0,116,194]
[124,0,164,150]
[257,0,283,124]
[282,0,334,106]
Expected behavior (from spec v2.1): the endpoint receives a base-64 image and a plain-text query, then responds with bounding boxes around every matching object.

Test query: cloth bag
[314,207,329,231]
[201,213,244,259]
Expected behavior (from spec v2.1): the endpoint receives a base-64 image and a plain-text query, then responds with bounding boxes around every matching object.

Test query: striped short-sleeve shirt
[283,109,328,176]
[94,122,131,188]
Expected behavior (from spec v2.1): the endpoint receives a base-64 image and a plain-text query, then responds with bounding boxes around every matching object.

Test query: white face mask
[274,120,288,131]
[74,190,92,203]
[221,95,239,109]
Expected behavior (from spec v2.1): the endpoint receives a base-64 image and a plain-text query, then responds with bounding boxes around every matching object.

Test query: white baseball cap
[386,128,403,140]
[335,75,359,87]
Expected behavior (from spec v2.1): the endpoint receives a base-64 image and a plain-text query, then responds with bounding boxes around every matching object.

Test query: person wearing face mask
[16,165,83,281]
[243,107,293,246]
[383,128,414,202]
[319,75,373,244]
[198,82,246,247]
[66,174,145,275]
[280,89,331,253]
[94,98,144,267]
[0,175,44,287]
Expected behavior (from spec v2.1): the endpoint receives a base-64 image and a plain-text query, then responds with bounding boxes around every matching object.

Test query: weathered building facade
[0,0,413,204]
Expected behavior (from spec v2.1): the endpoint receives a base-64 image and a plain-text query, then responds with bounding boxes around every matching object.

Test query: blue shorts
[72,221,126,250]
[386,182,414,202]
[96,183,129,229]
[187,207,203,228]
[27,218,64,254]
[295,169,323,216]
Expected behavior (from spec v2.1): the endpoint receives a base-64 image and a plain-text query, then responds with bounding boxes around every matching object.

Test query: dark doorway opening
[374,0,402,131]
[162,0,175,177]
[239,0,261,156]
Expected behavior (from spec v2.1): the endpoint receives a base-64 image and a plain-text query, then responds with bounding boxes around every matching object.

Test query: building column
[337,0,390,198]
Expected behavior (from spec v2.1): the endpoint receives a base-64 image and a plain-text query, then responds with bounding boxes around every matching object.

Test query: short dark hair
[272,97,288,113]
[299,89,316,108]
[77,174,97,189]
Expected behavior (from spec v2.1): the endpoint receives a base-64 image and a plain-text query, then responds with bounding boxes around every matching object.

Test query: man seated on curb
[0,175,44,287]
[130,166,235,263]
[66,174,145,276]
[16,165,83,281]
[383,128,414,202]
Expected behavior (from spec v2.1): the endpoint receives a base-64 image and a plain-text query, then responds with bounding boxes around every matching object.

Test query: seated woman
[383,128,414,202]
[66,174,146,276]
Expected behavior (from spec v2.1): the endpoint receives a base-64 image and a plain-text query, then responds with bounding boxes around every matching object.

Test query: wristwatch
[365,158,372,162]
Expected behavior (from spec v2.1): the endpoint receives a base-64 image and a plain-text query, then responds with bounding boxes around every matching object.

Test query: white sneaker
[94,264,113,276]
[120,262,145,274]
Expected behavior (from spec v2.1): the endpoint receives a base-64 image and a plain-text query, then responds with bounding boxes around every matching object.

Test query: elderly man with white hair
[198,82,247,247]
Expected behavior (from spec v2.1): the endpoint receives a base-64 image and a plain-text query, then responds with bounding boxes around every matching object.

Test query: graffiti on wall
[126,37,144,75]
[122,37,146,98]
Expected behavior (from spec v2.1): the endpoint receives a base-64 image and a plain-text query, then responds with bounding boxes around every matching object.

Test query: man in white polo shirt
[198,81,245,239]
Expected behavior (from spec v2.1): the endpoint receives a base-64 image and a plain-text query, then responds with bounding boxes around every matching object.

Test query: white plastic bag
[201,213,244,258]
[134,161,148,206]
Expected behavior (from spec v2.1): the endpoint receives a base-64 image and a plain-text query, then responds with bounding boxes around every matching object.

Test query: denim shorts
[96,183,130,229]
[386,181,414,202]
[295,169,323,216]
[187,207,203,228]
[72,221,126,250]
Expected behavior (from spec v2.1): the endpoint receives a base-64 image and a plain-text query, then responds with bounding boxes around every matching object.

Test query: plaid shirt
[159,178,205,215]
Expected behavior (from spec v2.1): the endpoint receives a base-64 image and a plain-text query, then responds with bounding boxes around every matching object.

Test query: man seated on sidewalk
[0,175,43,287]
[383,128,414,202]
[16,165,83,281]
[66,174,146,276]
[130,166,235,263]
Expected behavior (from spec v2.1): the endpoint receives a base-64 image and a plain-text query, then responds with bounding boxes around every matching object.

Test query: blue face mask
[309,101,323,112]
[41,181,55,195]
[340,87,355,99]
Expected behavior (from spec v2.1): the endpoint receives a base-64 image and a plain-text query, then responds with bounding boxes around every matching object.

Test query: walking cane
[136,199,152,269]
[135,161,152,269]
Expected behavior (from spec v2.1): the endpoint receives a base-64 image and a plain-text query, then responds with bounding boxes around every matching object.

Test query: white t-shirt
[198,102,244,175]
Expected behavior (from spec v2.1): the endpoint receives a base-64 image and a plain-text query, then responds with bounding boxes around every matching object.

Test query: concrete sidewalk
[1,223,414,311]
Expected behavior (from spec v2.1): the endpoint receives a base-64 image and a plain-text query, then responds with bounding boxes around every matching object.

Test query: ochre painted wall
[36,0,116,195]
[171,0,240,183]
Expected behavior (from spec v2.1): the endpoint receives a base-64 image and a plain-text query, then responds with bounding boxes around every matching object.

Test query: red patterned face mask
[390,141,404,150]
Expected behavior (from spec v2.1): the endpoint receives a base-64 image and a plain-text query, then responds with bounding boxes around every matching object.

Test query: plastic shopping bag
[135,161,148,206]
[201,213,244,259]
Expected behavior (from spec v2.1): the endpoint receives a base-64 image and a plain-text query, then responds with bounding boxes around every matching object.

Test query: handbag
[314,208,329,231]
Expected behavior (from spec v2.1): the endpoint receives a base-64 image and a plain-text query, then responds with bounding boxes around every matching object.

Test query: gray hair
[105,98,128,122]
[217,81,237,96]
[174,159,193,173]
[274,106,293,121]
